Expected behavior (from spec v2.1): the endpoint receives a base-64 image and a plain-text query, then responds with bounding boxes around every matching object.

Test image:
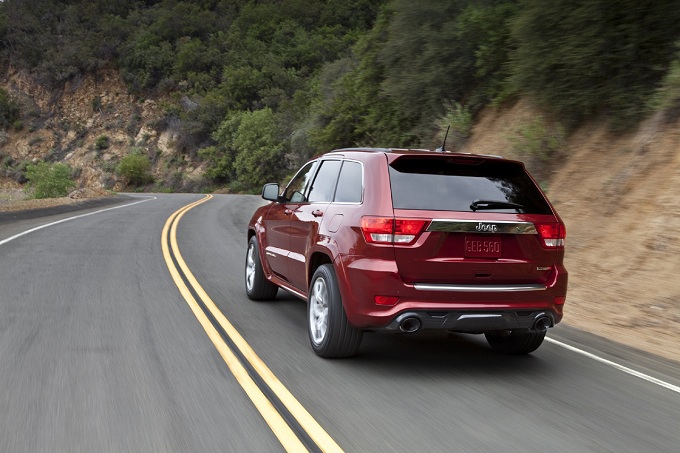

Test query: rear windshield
[389,156,553,214]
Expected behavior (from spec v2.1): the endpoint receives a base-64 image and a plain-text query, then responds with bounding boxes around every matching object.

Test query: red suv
[246,148,567,358]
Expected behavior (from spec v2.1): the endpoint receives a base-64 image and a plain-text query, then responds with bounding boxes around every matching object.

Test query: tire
[245,236,278,300]
[307,264,363,358]
[485,330,546,354]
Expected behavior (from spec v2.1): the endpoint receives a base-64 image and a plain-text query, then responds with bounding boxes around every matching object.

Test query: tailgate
[387,154,563,286]
[392,212,559,285]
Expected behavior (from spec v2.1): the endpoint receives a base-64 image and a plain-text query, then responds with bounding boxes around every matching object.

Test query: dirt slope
[466,99,680,363]
[1,68,203,192]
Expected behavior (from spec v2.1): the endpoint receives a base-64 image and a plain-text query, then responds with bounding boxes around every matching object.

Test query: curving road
[1,194,679,452]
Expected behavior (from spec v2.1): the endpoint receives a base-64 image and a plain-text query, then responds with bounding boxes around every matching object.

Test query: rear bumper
[334,255,567,332]
[383,310,556,333]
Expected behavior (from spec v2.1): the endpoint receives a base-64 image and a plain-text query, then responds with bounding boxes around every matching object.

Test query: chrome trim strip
[414,283,546,292]
[427,219,536,234]
[458,314,503,319]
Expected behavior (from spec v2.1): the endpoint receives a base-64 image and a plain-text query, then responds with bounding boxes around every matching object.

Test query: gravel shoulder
[0,187,113,212]
[0,188,132,222]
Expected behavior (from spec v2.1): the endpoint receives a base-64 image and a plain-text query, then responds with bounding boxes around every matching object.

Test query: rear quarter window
[334,161,363,203]
[388,156,552,214]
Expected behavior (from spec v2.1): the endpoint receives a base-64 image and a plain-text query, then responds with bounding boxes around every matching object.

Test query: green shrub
[4,159,31,183]
[91,96,102,112]
[101,160,118,174]
[509,117,564,161]
[0,88,20,130]
[25,162,76,199]
[199,145,232,182]
[648,54,680,120]
[28,136,43,147]
[117,152,153,186]
[95,135,110,150]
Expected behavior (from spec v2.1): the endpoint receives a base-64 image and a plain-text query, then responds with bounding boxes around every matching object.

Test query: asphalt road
[1,193,679,452]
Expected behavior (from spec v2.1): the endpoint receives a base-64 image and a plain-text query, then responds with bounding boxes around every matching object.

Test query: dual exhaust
[395,313,553,333]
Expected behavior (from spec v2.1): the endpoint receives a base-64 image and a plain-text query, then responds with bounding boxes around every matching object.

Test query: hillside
[467,99,680,363]
[1,68,205,193]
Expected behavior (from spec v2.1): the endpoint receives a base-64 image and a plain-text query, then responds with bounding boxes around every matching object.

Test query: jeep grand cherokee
[246,148,567,358]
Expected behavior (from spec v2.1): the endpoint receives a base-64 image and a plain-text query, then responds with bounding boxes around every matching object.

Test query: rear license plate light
[464,237,501,258]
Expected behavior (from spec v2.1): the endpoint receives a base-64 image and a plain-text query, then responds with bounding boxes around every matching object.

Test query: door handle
[284,209,293,215]
[312,210,323,217]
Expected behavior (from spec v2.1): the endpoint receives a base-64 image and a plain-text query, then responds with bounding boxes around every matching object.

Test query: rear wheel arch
[307,251,333,289]
[248,229,270,274]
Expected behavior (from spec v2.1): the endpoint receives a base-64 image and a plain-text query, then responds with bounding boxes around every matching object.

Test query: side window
[308,160,342,202]
[334,161,363,203]
[283,161,316,202]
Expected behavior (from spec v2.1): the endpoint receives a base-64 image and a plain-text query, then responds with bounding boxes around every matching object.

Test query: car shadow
[360,331,551,375]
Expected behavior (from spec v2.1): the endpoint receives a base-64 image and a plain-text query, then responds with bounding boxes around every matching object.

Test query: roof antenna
[435,125,450,153]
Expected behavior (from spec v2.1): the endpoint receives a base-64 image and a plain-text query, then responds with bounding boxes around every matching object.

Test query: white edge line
[0,196,157,247]
[545,336,680,395]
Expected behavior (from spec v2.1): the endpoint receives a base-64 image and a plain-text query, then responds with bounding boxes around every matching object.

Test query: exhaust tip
[400,316,422,333]
[533,316,552,331]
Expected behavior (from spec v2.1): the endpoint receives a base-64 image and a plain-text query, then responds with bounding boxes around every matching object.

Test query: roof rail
[329,147,504,159]
[331,147,392,153]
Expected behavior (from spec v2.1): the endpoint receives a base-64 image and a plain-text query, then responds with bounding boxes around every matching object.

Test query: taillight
[361,217,394,243]
[361,217,430,245]
[536,223,566,248]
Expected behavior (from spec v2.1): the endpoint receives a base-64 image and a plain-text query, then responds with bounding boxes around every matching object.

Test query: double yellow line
[161,195,343,452]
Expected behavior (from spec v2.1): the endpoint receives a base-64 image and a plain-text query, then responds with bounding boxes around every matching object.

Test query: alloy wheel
[245,244,256,292]
[309,277,329,345]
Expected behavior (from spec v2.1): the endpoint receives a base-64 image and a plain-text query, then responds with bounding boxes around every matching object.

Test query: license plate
[465,237,501,258]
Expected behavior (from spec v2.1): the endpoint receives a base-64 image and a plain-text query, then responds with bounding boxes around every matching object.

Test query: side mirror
[262,183,280,202]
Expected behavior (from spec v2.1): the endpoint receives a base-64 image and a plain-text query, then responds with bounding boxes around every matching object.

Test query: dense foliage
[509,0,680,128]
[117,152,153,186]
[1,0,679,191]
[25,162,75,199]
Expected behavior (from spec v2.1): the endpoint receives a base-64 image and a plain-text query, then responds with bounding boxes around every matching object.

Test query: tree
[309,1,519,150]
[509,0,680,128]
[309,7,409,150]
[226,108,287,189]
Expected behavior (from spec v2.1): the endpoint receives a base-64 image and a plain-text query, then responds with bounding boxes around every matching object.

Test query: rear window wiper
[470,199,524,212]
